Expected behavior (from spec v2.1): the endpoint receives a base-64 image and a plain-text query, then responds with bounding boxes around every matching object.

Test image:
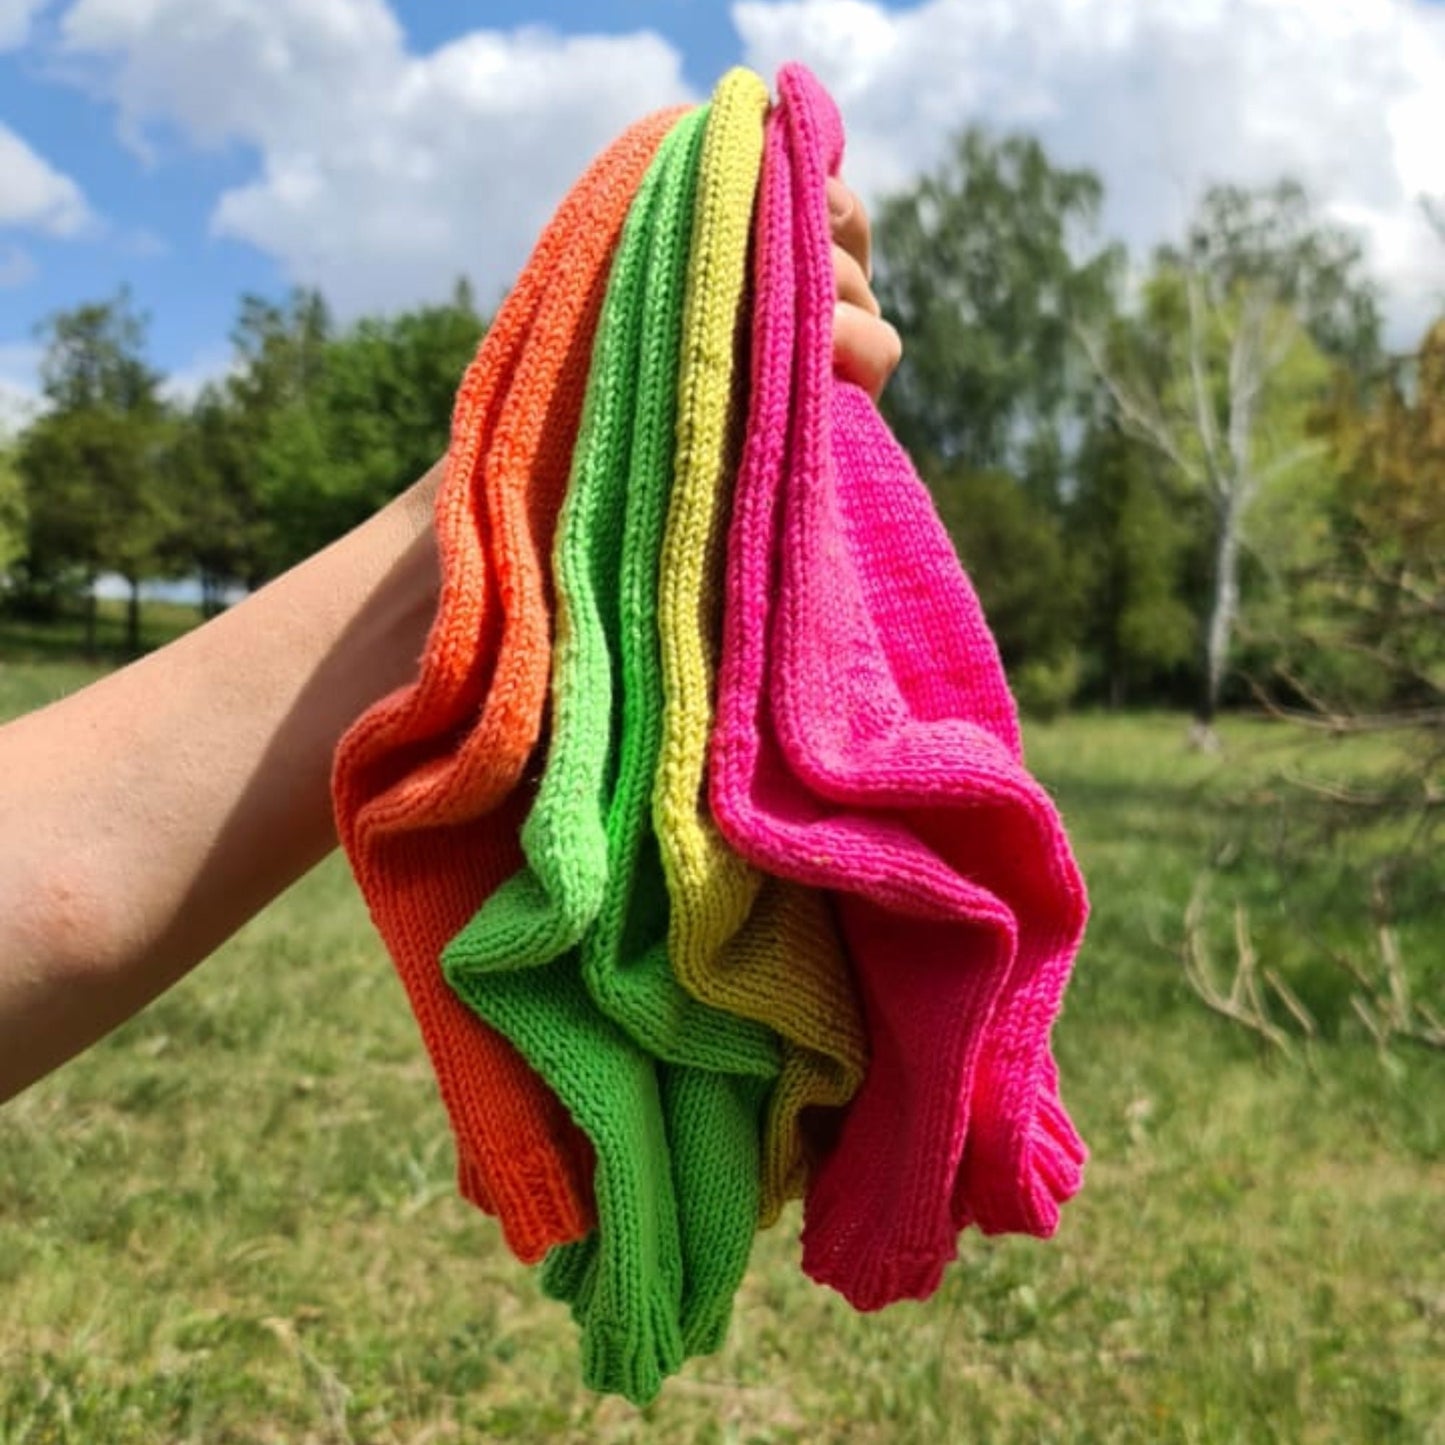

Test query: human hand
[828,177,902,401]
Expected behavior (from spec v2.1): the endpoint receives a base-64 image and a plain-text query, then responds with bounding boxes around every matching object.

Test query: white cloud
[0,122,90,235]
[54,0,1445,342]
[60,0,693,315]
[734,0,1445,343]
[0,0,46,51]
[0,243,37,287]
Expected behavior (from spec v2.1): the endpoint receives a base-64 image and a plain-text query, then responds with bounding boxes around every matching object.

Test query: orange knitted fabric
[332,108,684,1265]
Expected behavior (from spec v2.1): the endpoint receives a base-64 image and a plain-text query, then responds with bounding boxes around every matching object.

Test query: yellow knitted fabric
[654,67,868,1224]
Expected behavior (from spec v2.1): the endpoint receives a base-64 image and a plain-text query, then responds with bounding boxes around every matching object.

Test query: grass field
[0,599,204,665]
[1,661,1441,1443]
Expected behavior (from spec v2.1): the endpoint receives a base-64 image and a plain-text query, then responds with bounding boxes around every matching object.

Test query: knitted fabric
[638,67,866,1225]
[551,70,778,1355]
[332,108,681,1265]
[446,85,773,1078]
[575,72,779,1087]
[441,119,701,1407]
[778,66,1089,1253]
[641,70,780,1352]
[708,63,1090,1312]
[482,72,782,1368]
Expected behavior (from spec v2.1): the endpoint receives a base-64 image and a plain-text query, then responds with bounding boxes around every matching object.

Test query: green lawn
[1,664,1441,1443]
[0,597,204,664]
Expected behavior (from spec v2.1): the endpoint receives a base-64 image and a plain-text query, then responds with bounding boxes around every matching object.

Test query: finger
[834,244,881,317]
[827,177,872,281]
[833,304,902,402]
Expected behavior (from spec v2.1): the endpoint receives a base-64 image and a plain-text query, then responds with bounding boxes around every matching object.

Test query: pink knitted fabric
[709,63,1090,1311]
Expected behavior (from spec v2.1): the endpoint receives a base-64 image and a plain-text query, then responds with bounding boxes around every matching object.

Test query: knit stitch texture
[578,73,781,1085]
[549,68,786,1353]
[709,64,1090,1312]
[441,117,704,1406]
[332,107,682,1265]
[652,68,869,1225]
[334,54,1090,1392]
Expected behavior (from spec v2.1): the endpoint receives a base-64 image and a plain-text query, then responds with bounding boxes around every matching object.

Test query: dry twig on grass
[1182,867,1444,1056]
[1346,874,1445,1054]
[1180,876,1300,1053]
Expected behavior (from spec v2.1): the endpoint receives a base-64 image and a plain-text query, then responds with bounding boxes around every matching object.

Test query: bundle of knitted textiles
[333,62,1089,1405]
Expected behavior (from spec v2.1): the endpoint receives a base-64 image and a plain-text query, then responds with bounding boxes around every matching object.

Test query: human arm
[0,468,443,1098]
[0,186,900,1101]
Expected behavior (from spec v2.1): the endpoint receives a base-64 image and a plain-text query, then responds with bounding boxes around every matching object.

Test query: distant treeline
[2,130,1440,725]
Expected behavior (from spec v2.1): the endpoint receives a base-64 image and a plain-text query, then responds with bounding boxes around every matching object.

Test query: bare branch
[1074,322,1204,486]
[1180,879,1292,1052]
[1183,867,1444,1056]
[1275,770,1396,809]
[1312,876,1445,1054]
[1264,967,1318,1039]
[1185,267,1224,479]
[1246,671,1445,735]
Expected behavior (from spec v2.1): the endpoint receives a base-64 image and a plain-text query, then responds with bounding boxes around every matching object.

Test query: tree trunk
[126,576,142,655]
[1200,496,1243,725]
[83,572,97,656]
[1103,613,1124,710]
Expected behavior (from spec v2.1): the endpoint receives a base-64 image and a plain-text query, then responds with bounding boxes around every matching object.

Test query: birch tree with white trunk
[1078,181,1379,734]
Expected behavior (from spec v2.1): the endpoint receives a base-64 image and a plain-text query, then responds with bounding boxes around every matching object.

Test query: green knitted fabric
[573,75,784,1354]
[542,92,772,1361]
[580,88,779,1083]
[441,121,694,1406]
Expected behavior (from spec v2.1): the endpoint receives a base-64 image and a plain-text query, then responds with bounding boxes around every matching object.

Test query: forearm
[0,463,442,1100]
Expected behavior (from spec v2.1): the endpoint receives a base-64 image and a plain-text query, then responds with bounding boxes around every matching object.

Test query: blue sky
[4,0,1445,422]
[0,0,814,404]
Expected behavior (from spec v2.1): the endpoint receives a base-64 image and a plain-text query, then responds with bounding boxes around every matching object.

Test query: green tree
[221,288,333,575]
[0,442,26,584]
[220,282,481,574]
[870,128,1123,708]
[931,463,1085,714]
[19,291,173,652]
[1079,181,1379,727]
[873,127,1119,495]
[229,289,332,423]
[1283,321,1445,715]
[302,280,482,533]
[1069,419,1198,706]
[163,386,267,613]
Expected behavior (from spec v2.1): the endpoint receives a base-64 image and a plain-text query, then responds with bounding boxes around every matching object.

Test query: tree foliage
[0,443,26,582]
[1172,180,1381,369]
[1,130,1418,739]
[18,291,173,650]
[223,282,481,572]
[1081,182,1378,723]
[933,464,1084,669]
[1068,420,1199,706]
[163,386,268,613]
[1274,322,1445,716]
[873,128,1119,494]
[3,281,482,646]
